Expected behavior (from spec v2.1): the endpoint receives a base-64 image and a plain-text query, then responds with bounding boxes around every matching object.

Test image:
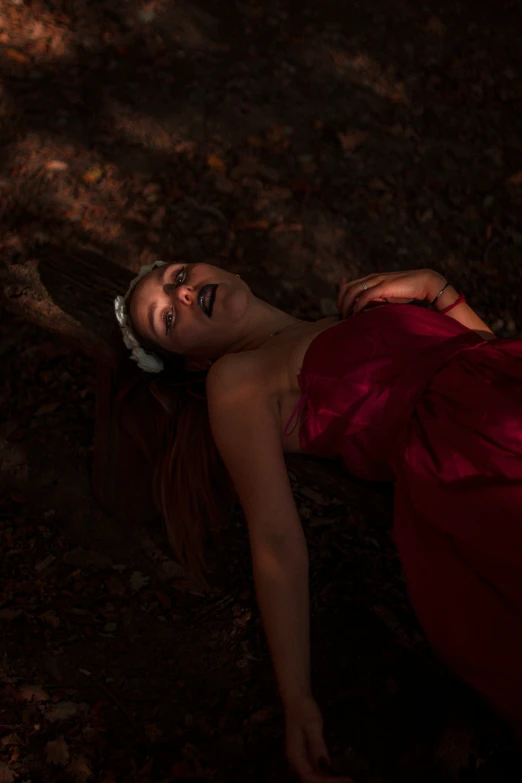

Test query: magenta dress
[293,303,522,721]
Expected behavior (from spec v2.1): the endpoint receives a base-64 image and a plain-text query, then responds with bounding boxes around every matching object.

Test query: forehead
[128,264,167,335]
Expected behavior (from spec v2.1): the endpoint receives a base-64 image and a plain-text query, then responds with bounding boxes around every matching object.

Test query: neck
[231,299,305,353]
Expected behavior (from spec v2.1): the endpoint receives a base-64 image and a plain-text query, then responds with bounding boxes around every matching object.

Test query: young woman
[114,262,522,783]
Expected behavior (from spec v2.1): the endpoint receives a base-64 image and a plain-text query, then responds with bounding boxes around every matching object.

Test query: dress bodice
[295,303,485,481]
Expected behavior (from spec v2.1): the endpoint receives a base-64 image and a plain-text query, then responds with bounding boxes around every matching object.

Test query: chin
[220,286,249,320]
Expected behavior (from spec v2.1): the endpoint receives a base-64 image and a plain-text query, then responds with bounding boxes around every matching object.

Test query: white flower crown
[114,260,167,373]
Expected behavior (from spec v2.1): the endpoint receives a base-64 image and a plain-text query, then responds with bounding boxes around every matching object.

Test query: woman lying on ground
[114,262,522,783]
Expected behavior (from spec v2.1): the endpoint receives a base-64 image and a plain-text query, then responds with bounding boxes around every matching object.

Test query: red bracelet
[438,292,466,315]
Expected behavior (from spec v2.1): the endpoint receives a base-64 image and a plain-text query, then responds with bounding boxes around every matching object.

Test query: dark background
[1,1,521,781]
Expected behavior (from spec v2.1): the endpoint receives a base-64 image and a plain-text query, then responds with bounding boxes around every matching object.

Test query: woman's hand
[337,268,446,319]
[285,696,353,783]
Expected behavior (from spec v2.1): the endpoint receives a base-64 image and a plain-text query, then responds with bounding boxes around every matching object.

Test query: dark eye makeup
[163,265,187,336]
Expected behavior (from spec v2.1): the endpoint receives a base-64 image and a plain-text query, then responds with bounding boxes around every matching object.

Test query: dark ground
[1,1,522,781]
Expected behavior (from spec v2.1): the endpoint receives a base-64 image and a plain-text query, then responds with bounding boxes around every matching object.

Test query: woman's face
[129,262,250,359]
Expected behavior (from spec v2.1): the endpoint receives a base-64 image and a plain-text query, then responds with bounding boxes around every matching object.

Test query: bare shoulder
[206,351,268,400]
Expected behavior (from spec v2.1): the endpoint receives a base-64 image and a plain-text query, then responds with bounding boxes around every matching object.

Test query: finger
[338,283,374,317]
[342,276,388,315]
[337,281,366,317]
[306,726,331,772]
[353,280,392,313]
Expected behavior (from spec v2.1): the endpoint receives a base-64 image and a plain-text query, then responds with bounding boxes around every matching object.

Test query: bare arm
[429,277,496,340]
[207,357,312,706]
[339,268,497,340]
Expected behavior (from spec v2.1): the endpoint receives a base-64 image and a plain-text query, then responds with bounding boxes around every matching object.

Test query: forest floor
[1,1,522,781]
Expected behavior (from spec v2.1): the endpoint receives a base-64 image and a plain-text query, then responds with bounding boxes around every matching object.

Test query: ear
[183,355,213,372]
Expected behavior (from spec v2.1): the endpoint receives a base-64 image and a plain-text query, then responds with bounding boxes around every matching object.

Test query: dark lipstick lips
[198,284,218,317]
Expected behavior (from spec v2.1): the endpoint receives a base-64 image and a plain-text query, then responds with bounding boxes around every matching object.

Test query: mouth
[198,284,218,317]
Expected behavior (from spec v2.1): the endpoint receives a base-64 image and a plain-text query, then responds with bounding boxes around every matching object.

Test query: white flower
[132,346,164,373]
[113,261,167,373]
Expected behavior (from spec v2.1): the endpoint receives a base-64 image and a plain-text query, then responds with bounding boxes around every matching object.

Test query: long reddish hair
[117,363,234,588]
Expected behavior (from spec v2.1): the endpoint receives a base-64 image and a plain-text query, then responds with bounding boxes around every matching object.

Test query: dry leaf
[35,402,61,415]
[207,154,226,174]
[507,170,522,185]
[173,140,197,157]
[337,130,368,152]
[154,590,172,609]
[249,707,272,723]
[0,762,16,783]
[45,701,80,723]
[130,571,149,591]
[0,609,23,621]
[145,723,163,742]
[246,134,264,148]
[39,610,60,628]
[82,166,104,184]
[266,124,288,145]
[45,735,70,766]
[18,684,50,702]
[426,16,446,36]
[67,754,93,782]
[35,555,56,572]
[231,219,270,232]
[0,734,22,748]
[5,48,30,65]
[62,548,112,569]
[45,160,69,172]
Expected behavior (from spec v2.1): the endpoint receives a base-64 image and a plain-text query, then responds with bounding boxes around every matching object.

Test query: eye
[174,266,186,286]
[165,309,174,336]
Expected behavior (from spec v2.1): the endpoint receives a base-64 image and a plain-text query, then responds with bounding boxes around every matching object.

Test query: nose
[163,282,194,305]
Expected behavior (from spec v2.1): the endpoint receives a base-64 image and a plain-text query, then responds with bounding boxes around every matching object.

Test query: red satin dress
[292,303,522,720]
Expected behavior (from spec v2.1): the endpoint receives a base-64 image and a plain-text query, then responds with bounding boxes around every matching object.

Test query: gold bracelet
[431,281,450,308]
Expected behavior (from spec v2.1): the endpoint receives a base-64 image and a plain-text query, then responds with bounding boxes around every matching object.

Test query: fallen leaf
[5,48,30,65]
[249,707,272,723]
[145,723,163,742]
[337,130,368,152]
[35,402,61,415]
[231,219,270,232]
[154,590,172,609]
[426,16,446,36]
[246,134,264,148]
[0,734,22,748]
[45,735,70,766]
[39,610,60,628]
[0,609,23,621]
[207,154,226,174]
[174,140,197,157]
[67,754,93,782]
[130,571,150,591]
[171,761,193,778]
[18,684,50,702]
[82,166,104,185]
[44,701,80,723]
[62,548,112,569]
[45,161,69,172]
[507,170,522,185]
[0,762,16,783]
[35,555,56,572]
[266,124,288,145]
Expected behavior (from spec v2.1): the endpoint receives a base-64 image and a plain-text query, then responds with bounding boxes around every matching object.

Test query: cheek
[221,287,248,319]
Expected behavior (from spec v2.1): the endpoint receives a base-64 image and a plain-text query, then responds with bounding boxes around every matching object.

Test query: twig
[78,668,147,740]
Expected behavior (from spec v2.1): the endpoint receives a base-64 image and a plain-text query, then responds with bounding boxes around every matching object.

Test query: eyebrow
[147,264,170,336]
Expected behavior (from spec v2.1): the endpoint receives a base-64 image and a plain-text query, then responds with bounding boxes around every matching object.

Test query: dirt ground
[1,0,522,781]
